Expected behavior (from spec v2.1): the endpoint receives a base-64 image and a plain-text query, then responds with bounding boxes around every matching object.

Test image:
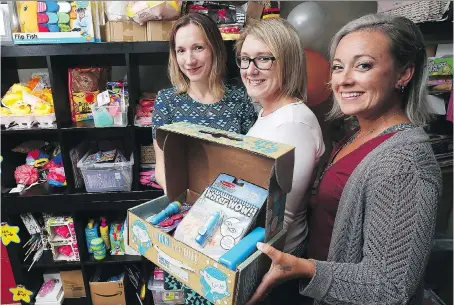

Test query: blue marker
[219,227,265,270]
[195,211,222,247]
[150,201,181,225]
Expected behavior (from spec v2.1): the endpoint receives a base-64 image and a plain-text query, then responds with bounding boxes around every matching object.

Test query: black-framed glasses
[235,56,276,70]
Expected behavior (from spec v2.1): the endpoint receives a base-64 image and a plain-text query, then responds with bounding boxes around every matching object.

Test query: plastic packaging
[77,151,134,193]
[100,217,111,250]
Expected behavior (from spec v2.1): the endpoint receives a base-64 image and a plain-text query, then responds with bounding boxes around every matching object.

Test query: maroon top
[307,130,397,261]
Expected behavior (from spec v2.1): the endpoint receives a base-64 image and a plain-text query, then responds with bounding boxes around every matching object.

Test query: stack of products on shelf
[84,217,136,258]
[77,148,134,193]
[35,273,64,305]
[149,267,184,305]
[11,141,66,194]
[1,73,55,129]
[135,92,155,127]
[92,81,129,127]
[102,1,180,42]
[184,1,245,40]
[68,67,109,123]
[9,1,98,44]
[46,216,80,262]
[128,122,292,305]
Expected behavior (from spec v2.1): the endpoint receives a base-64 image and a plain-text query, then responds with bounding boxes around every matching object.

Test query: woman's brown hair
[168,12,227,98]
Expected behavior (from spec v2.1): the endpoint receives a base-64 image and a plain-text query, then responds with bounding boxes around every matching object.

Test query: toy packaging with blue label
[128,122,294,305]
[12,1,96,44]
[173,173,268,261]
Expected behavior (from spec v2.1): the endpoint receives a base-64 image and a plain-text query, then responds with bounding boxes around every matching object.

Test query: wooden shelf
[1,42,170,58]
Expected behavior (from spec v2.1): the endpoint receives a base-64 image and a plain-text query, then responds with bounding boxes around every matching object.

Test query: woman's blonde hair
[168,13,227,98]
[327,13,432,125]
[235,18,307,102]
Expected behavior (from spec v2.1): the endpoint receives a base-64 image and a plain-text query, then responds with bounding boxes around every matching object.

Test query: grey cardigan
[301,127,442,305]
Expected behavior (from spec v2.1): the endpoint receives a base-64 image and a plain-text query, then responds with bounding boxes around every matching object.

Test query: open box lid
[156,122,295,201]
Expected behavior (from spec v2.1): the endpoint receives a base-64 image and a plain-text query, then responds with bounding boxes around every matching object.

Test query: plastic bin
[148,278,184,305]
[91,104,128,127]
[77,151,134,193]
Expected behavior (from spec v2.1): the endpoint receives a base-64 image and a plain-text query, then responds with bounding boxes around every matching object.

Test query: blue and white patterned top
[152,85,257,139]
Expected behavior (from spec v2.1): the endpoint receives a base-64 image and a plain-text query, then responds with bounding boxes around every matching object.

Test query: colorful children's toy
[109,222,125,255]
[12,1,95,44]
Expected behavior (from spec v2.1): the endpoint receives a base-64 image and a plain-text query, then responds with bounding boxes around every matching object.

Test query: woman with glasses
[152,12,257,305]
[236,18,325,304]
[152,12,257,193]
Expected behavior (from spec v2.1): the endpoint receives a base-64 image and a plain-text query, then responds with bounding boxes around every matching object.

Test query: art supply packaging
[13,1,96,44]
[128,122,294,305]
[173,174,268,261]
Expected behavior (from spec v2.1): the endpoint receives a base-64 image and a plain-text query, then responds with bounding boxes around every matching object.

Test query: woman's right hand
[153,139,166,193]
[246,243,315,305]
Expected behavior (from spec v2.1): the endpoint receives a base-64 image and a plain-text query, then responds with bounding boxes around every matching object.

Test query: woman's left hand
[246,242,315,305]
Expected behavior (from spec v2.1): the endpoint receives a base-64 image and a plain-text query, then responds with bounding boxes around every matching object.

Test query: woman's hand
[246,242,315,305]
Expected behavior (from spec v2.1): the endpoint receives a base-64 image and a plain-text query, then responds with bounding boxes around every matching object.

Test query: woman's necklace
[350,109,402,143]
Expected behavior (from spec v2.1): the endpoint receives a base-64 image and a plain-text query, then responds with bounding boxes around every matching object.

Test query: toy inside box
[47,216,80,262]
[12,1,95,44]
[128,122,294,305]
[35,273,64,305]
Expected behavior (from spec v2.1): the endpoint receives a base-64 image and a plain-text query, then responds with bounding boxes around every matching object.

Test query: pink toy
[58,245,73,257]
[54,225,70,239]
[139,169,163,189]
[38,279,58,297]
[14,164,39,185]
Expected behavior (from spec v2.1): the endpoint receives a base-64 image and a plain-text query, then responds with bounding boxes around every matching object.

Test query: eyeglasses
[235,56,276,70]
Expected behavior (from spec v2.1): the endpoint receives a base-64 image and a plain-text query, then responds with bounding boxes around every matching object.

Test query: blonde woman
[152,12,257,192]
[236,17,325,258]
[235,17,325,305]
[247,14,441,305]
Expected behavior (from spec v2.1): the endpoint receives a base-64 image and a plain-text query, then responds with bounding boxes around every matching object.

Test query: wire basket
[377,1,451,23]
[141,145,156,164]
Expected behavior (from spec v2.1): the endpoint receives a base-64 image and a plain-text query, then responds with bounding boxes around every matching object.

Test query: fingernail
[256,242,264,251]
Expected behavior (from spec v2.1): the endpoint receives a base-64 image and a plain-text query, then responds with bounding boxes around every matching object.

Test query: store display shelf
[1,125,59,134]
[23,250,81,270]
[61,121,133,131]
[1,42,170,58]
[3,185,163,214]
[84,254,143,265]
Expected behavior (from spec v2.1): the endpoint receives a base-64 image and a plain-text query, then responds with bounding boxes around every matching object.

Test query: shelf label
[1,222,20,246]
[9,285,33,303]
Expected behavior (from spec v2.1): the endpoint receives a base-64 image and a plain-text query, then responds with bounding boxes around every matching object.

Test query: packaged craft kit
[12,1,97,44]
[128,122,294,305]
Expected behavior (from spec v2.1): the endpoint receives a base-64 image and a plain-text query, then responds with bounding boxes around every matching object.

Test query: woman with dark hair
[152,12,256,192]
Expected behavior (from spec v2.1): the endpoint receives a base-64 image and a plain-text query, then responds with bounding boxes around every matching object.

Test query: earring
[398,84,406,93]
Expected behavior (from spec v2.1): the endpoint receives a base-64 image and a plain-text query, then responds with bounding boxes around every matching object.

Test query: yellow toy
[17,2,39,33]
[10,102,31,115]
[0,107,11,116]
[33,101,53,116]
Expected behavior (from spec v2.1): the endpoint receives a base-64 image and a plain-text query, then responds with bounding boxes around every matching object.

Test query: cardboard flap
[157,122,295,198]
[157,122,294,159]
[274,150,294,193]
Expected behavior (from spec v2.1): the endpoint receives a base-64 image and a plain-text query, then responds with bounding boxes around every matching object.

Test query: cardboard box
[244,1,265,24]
[128,122,294,305]
[13,1,95,44]
[89,268,125,305]
[146,21,176,41]
[60,270,86,298]
[101,21,147,42]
